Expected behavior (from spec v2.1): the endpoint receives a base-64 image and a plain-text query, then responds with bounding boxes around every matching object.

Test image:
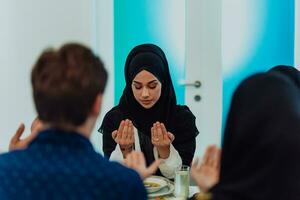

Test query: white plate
[146,177,174,198]
[144,176,168,193]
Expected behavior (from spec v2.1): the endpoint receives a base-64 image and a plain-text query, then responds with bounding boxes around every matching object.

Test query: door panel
[185,0,222,157]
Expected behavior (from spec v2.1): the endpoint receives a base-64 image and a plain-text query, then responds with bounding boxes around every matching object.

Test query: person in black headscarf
[268,65,300,88]
[191,69,300,199]
[99,44,199,179]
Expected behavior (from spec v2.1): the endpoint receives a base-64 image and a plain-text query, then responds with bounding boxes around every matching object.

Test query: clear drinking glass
[174,165,190,199]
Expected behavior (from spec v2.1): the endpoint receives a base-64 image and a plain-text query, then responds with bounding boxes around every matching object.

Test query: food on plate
[144,182,161,188]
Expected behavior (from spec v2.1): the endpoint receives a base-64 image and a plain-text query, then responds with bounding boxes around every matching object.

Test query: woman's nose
[141,87,149,98]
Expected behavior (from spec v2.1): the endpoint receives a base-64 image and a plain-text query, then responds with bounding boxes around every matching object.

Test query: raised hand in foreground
[191,145,221,192]
[124,151,161,180]
[9,118,43,151]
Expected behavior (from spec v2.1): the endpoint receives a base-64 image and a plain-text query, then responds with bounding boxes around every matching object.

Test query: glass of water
[174,165,190,199]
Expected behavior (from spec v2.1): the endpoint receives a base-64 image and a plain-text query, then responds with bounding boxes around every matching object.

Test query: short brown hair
[31,43,108,126]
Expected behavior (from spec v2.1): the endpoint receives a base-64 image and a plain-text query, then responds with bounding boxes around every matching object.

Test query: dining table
[148,181,200,200]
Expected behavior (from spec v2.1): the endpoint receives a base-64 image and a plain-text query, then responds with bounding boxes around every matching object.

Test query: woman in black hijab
[191,68,300,199]
[99,44,199,178]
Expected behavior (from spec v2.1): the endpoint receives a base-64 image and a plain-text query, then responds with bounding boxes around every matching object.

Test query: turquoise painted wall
[114,0,185,105]
[113,0,295,139]
[222,0,295,135]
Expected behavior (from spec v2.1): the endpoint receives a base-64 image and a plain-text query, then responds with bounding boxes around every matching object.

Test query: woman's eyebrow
[133,80,158,84]
[148,80,158,84]
[133,81,142,84]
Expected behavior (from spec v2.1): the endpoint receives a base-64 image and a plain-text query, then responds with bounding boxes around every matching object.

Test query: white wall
[0,0,114,153]
[90,0,114,153]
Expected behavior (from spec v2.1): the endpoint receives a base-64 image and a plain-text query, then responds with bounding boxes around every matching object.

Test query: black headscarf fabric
[210,70,300,200]
[269,65,300,89]
[119,44,177,134]
[99,44,198,170]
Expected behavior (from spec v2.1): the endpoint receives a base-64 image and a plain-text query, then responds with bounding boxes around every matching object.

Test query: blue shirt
[0,129,147,200]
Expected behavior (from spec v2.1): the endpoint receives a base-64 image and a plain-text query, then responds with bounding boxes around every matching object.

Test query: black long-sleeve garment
[210,66,300,200]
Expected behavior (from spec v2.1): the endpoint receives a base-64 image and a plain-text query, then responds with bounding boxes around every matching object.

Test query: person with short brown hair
[0,43,152,200]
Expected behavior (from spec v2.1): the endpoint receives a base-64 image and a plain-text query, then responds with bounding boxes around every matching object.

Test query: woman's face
[132,70,162,109]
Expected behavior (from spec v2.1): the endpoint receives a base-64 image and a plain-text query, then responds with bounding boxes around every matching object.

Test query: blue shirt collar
[29,128,95,152]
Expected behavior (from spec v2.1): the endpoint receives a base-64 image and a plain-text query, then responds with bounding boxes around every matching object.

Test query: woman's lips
[141,100,152,105]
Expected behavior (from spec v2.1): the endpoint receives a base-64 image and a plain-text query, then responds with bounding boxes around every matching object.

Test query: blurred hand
[9,118,43,151]
[30,117,43,135]
[124,151,161,180]
[151,122,174,159]
[112,119,135,157]
[9,124,35,151]
[191,145,221,192]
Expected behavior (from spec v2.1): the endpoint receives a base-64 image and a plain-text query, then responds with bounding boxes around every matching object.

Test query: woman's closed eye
[133,82,157,90]
[133,83,142,90]
[148,83,157,89]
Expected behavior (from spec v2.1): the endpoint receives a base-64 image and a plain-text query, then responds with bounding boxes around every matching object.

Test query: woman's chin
[140,102,155,109]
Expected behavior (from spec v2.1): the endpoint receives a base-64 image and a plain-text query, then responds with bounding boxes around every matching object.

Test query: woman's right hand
[112,119,135,157]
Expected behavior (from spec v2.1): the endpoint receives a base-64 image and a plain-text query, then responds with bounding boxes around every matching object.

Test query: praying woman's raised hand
[151,122,175,159]
[112,119,135,158]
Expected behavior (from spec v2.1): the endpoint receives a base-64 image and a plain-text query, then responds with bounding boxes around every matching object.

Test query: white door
[183,0,222,157]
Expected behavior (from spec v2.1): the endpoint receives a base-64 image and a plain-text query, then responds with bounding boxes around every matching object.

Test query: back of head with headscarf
[269,65,300,89]
[210,69,300,200]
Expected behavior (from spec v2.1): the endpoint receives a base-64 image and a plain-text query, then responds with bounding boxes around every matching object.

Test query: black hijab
[210,71,300,200]
[268,65,300,88]
[118,44,177,134]
[99,44,198,167]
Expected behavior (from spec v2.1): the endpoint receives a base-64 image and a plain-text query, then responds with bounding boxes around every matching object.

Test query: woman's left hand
[151,122,175,159]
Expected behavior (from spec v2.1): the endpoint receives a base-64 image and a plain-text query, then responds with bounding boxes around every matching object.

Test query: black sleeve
[173,136,196,166]
[102,129,117,158]
[98,108,124,158]
[171,105,199,166]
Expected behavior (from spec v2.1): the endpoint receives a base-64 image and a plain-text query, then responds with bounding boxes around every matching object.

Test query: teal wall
[113,0,296,139]
[114,0,185,104]
[222,0,295,135]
